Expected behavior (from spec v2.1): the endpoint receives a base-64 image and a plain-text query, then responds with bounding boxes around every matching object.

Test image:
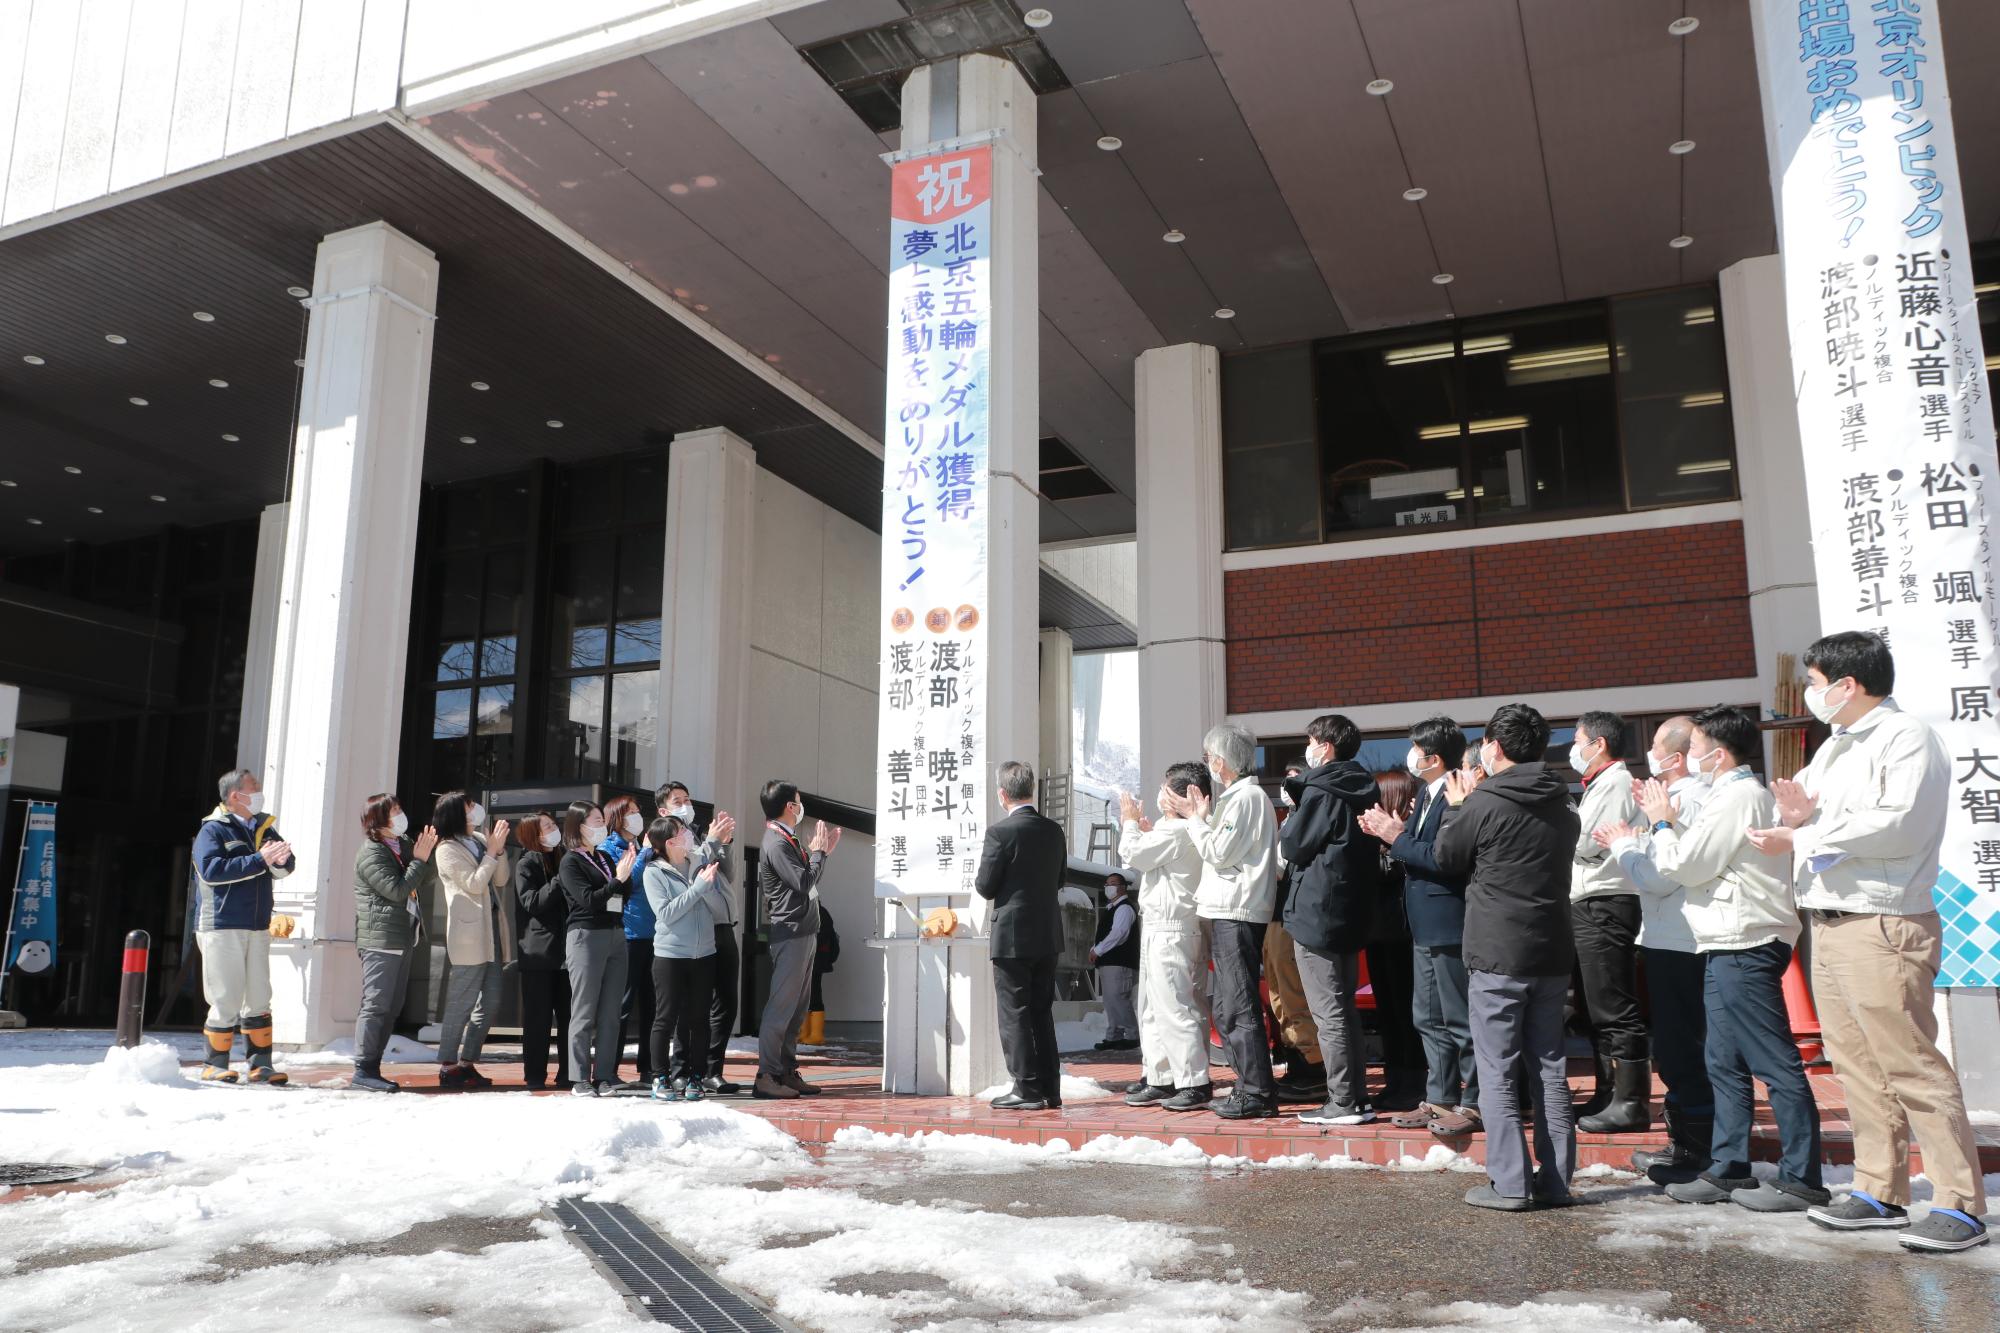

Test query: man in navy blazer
[975,760,1069,1111]
[1362,717,1478,1136]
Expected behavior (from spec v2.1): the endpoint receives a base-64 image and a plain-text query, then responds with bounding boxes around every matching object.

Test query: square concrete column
[1039,627,1075,848]
[657,427,758,814]
[235,501,289,775]
[878,53,1039,1096]
[263,222,439,1047]
[1135,343,1226,789]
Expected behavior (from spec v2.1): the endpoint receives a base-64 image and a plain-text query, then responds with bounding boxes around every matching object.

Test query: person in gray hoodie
[1434,703,1582,1212]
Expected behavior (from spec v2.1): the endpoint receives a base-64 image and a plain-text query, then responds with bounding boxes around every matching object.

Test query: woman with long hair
[642,811,735,1100]
[558,799,639,1096]
[433,791,513,1089]
[350,793,438,1093]
[1368,768,1428,1112]
[602,794,656,1088]
[514,812,573,1090]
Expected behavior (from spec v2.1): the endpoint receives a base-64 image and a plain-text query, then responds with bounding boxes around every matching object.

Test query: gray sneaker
[1899,1209,1991,1253]
[1297,1101,1374,1126]
[1665,1174,1754,1205]
[1732,1181,1826,1213]
[1809,1193,1910,1231]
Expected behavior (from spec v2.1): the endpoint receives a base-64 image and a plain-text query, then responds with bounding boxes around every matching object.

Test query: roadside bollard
[115,930,150,1049]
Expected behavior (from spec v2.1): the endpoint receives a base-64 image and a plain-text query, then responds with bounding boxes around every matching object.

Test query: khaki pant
[197,928,271,1028]
[1263,919,1321,1065]
[1811,911,1987,1214]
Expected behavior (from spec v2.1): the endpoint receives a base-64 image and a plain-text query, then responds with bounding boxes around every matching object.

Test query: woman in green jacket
[351,792,438,1092]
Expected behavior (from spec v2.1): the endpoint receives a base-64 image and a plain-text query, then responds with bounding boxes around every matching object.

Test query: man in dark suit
[1362,716,1479,1137]
[974,760,1069,1111]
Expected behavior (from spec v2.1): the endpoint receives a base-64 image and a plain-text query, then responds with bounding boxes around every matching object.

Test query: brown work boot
[753,1073,800,1100]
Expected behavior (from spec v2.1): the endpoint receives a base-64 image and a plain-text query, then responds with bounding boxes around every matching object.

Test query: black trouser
[1572,895,1647,1060]
[1365,936,1425,1078]
[617,936,656,1080]
[1642,945,1713,1117]
[519,968,572,1087]
[650,953,716,1084]
[706,923,741,1077]
[991,954,1061,1101]
[1207,918,1277,1103]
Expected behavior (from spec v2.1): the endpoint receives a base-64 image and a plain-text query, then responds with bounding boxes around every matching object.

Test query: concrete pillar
[1039,627,1074,845]
[263,222,439,1047]
[235,501,289,775]
[1135,343,1226,790]
[657,427,758,812]
[878,52,1038,1096]
[1718,256,1819,770]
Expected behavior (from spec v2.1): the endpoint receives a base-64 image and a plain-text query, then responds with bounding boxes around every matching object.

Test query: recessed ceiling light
[64,466,82,474]
[1668,16,1699,36]
[1366,78,1393,96]
[129,396,148,406]
[22,354,46,365]
[1669,234,1694,248]
[1023,6,1053,27]
[1432,273,1455,285]
[25,518,41,526]
[471,381,490,391]
[1669,139,1696,155]
[208,378,228,388]
[286,285,309,298]
[149,494,166,502]
[1403,187,1428,202]
[192,311,215,322]
[1214,307,1236,319]
[546,419,564,428]
[293,358,305,367]
[1163,229,1186,243]
[1096,135,1122,151]
[104,333,127,345]
[0,480,15,487]
[86,506,103,514]
[459,435,476,444]
[221,433,239,442]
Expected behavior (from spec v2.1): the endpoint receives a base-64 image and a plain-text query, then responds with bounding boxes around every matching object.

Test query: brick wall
[1224,520,1757,714]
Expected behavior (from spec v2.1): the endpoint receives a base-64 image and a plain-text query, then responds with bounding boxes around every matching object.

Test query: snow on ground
[277,1033,438,1067]
[830,1126,1486,1176]
[1056,1007,1108,1052]
[975,1069,1115,1102]
[0,1032,1314,1331]
[1347,1291,1701,1332]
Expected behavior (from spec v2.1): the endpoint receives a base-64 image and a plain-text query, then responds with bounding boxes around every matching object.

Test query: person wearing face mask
[1089,873,1141,1051]
[349,793,438,1093]
[1265,764,1326,1101]
[1645,715,1712,831]
[1567,710,1650,1134]
[756,781,839,1100]
[1361,717,1479,1138]
[1746,631,1988,1253]
[1433,704,1581,1211]
[191,769,296,1083]
[643,812,736,1101]
[974,762,1069,1110]
[513,813,573,1090]
[657,781,743,1094]
[432,792,514,1090]
[559,799,641,1095]
[1118,762,1215,1111]
[602,796,657,1089]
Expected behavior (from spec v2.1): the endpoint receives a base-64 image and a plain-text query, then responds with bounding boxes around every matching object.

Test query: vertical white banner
[1758,0,2000,982]
[875,146,995,899]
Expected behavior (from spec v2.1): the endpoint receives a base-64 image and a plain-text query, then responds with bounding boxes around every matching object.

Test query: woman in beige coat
[432,790,513,1089]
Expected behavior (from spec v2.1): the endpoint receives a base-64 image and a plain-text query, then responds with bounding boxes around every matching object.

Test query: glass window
[608,670,659,786]
[614,530,664,665]
[480,549,522,677]
[1613,289,1738,507]
[551,539,614,669]
[473,685,516,787]
[1317,329,1466,534]
[1459,305,1621,521]
[546,676,606,781]
[1222,347,1320,547]
[434,553,480,682]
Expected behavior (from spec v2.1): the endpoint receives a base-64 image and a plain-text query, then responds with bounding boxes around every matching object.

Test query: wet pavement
[822,1153,2000,1331]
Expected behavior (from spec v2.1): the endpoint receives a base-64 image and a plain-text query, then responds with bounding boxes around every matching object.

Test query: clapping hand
[258,840,292,867]
[1635,778,1677,827]
[1444,771,1476,807]
[1118,790,1144,824]
[1771,779,1817,829]
[1184,789,1213,822]
[1357,805,1405,845]
[615,841,638,882]
[1595,821,1640,850]
[710,811,736,845]
[485,819,512,858]
[412,826,440,861]
[1746,824,1796,855]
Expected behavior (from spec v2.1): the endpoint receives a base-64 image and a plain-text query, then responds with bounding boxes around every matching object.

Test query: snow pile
[976,1069,1115,1102]
[831,1126,1486,1176]
[1358,1292,1703,1332]
[1056,1007,1108,1052]
[86,1040,187,1089]
[1059,884,1096,912]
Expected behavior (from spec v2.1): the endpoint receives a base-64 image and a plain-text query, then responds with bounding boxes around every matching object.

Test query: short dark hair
[514,811,560,872]
[1485,703,1551,763]
[1805,630,1894,697]
[1104,871,1127,888]
[1410,716,1467,769]
[432,791,471,841]
[761,781,800,820]
[656,781,691,808]
[1691,705,1759,767]
[1306,714,1362,761]
[562,800,602,851]
[603,795,641,840]
[1576,710,1626,749]
[997,761,1035,802]
[1164,761,1210,799]
[360,792,398,841]
[645,815,688,860]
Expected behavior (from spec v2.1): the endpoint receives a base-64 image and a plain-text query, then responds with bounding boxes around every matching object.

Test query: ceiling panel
[1029,0,1208,87]
[1350,0,1566,316]
[1039,565,1135,650]
[768,0,906,47]
[1675,0,1777,284]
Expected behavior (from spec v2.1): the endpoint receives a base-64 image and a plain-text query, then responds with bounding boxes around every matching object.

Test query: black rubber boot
[1574,1048,1614,1120]
[1578,1056,1652,1134]
[1633,1106,1711,1182]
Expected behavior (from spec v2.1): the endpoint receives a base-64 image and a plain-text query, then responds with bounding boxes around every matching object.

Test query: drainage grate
[550,1198,790,1332]
[0,1162,95,1187]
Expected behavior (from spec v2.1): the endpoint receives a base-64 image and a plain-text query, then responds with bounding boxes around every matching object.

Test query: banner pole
[0,799,37,1010]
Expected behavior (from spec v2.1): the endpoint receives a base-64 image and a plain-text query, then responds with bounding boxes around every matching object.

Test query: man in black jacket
[1434,703,1582,1212]
[1279,714,1382,1126]
[755,781,837,1101]
[975,760,1069,1110]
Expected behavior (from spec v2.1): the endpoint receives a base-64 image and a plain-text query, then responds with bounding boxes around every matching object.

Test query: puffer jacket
[353,836,434,952]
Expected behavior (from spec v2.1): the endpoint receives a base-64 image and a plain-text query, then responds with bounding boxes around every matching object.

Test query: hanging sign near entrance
[1757,1,2000,983]
[874,145,994,900]
[2,801,59,983]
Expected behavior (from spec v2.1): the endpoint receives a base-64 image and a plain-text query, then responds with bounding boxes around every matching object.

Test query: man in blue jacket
[192,769,295,1083]
[1362,716,1479,1137]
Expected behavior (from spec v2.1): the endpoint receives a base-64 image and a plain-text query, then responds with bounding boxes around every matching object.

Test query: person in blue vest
[191,769,296,1084]
[1091,872,1140,1051]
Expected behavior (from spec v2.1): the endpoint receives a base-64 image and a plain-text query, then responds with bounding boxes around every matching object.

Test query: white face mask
[1686,746,1719,784]
[624,813,645,836]
[1279,788,1295,808]
[1645,751,1668,779]
[1804,679,1850,725]
[668,803,694,822]
[390,811,410,838]
[540,827,562,851]
[1304,741,1327,769]
[238,791,266,817]
[1477,743,1497,775]
[1207,763,1227,788]
[469,803,487,829]
[581,823,607,848]
[1568,739,1598,775]
[1405,747,1427,778]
